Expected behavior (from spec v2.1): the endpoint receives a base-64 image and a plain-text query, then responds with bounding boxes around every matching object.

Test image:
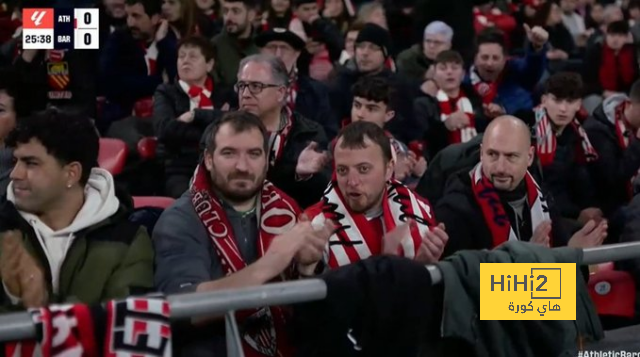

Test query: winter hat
[355,23,392,57]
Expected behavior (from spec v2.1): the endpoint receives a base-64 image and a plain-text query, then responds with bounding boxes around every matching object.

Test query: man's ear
[206,59,215,73]
[384,110,395,123]
[65,161,82,187]
[385,159,394,181]
[204,150,214,171]
[527,145,535,167]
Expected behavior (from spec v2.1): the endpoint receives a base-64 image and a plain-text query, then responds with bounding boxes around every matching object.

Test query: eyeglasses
[234,81,283,95]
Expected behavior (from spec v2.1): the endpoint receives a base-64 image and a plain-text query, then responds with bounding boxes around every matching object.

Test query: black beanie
[355,23,392,57]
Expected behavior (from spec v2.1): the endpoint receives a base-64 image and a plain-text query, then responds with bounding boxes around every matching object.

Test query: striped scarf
[314,180,436,268]
[268,107,294,167]
[607,99,639,198]
[470,163,551,246]
[436,89,477,144]
[179,77,214,110]
[534,106,598,167]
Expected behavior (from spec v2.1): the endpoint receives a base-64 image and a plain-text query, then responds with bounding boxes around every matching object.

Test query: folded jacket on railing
[4,296,172,357]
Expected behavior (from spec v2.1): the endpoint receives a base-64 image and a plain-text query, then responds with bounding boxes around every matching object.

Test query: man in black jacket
[584,80,640,217]
[529,72,602,222]
[292,0,345,63]
[329,23,423,144]
[413,50,487,160]
[236,53,330,208]
[436,115,607,257]
[256,27,338,139]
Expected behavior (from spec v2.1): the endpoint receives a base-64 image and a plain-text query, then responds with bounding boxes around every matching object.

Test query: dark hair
[629,79,640,103]
[205,111,269,153]
[351,76,392,106]
[335,121,392,163]
[475,28,506,54]
[544,72,584,100]
[347,21,366,33]
[532,1,554,27]
[630,0,640,10]
[125,0,162,16]
[434,50,464,66]
[6,108,99,185]
[0,67,29,118]
[222,0,259,10]
[607,20,629,35]
[178,35,216,61]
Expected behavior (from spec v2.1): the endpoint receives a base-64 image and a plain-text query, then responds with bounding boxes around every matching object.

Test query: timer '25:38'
[25,35,52,44]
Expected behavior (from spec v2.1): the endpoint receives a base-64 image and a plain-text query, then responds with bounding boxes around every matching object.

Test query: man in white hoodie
[0,108,154,309]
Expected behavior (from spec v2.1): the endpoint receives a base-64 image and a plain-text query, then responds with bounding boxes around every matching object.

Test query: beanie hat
[355,23,392,57]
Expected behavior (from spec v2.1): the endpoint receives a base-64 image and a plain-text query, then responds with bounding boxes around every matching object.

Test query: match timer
[22,8,99,50]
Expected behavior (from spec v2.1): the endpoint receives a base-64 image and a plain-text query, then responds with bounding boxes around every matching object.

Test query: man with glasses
[235,53,331,207]
[256,27,338,139]
[330,23,424,144]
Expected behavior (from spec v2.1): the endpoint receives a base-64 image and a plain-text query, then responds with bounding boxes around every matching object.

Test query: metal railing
[0,242,639,356]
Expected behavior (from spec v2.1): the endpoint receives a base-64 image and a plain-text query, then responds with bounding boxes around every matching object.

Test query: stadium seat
[133,196,175,209]
[137,137,158,160]
[98,138,128,175]
[588,270,636,318]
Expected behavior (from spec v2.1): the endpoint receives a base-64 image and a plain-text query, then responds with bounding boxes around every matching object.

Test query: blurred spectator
[161,0,208,38]
[585,1,604,30]
[154,36,229,198]
[337,21,363,66]
[0,67,28,194]
[193,0,222,37]
[292,0,344,80]
[100,0,178,131]
[212,0,259,90]
[257,27,338,138]
[331,23,423,144]
[466,27,548,119]
[101,0,127,35]
[585,80,640,216]
[414,50,486,160]
[397,21,453,81]
[322,0,355,35]
[235,54,331,207]
[0,109,154,308]
[560,0,589,47]
[356,2,388,30]
[629,0,640,41]
[532,72,601,221]
[583,20,638,114]
[532,1,575,61]
[261,0,294,30]
[473,1,518,48]
[588,4,625,47]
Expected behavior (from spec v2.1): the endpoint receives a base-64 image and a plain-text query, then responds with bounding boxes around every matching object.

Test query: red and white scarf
[469,65,501,104]
[141,40,158,76]
[5,297,172,357]
[269,107,295,167]
[191,164,300,357]
[470,163,551,246]
[608,99,640,198]
[436,89,478,144]
[179,77,214,110]
[313,180,436,268]
[534,106,598,167]
[286,69,298,111]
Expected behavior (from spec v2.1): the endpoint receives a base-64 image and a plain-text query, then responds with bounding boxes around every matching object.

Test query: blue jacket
[464,44,547,115]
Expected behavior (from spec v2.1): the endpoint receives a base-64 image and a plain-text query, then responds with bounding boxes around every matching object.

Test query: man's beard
[211,170,265,203]
[226,22,248,36]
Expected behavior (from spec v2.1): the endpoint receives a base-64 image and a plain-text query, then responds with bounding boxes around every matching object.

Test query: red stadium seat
[98,138,128,175]
[133,196,175,209]
[137,137,158,160]
[588,270,636,318]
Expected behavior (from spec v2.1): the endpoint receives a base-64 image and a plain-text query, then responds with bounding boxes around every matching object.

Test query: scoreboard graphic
[22,8,99,50]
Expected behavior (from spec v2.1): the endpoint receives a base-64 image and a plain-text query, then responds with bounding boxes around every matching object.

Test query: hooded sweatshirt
[5,168,120,298]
